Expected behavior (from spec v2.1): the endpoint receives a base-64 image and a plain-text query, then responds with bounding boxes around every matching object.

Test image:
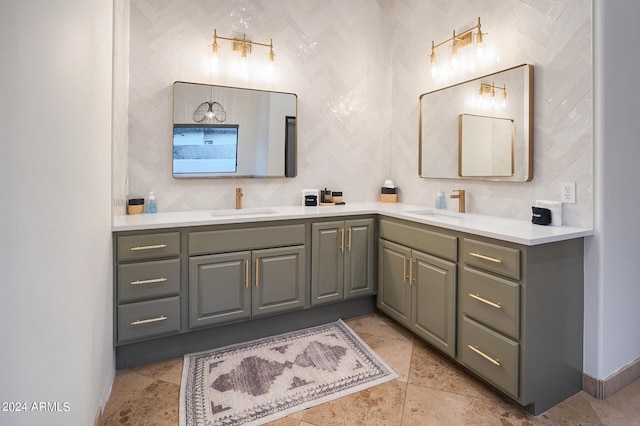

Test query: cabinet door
[411,250,457,357]
[188,251,251,328]
[377,239,412,326]
[253,246,306,316]
[311,221,345,305]
[344,218,375,299]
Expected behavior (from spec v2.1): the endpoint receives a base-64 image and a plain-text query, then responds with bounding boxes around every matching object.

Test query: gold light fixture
[212,29,275,62]
[429,17,486,75]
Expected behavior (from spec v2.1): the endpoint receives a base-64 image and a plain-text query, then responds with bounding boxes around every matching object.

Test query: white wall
[0,1,114,425]
[585,0,640,381]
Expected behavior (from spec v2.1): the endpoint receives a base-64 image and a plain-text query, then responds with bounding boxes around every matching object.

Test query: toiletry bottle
[436,190,446,209]
[145,191,157,213]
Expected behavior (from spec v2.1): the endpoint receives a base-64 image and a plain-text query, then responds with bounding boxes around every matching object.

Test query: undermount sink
[211,208,277,217]
[406,209,463,219]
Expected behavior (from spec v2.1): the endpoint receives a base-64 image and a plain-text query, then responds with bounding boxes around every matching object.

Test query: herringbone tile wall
[118,0,592,227]
[390,0,592,227]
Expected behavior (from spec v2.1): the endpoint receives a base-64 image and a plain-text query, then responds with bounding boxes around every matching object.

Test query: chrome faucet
[450,189,466,213]
[235,187,243,209]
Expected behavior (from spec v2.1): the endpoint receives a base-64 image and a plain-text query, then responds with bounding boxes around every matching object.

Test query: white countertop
[112,202,593,246]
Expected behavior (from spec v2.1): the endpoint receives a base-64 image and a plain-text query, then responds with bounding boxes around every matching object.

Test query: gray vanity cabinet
[378,219,458,357]
[115,232,182,344]
[311,218,375,306]
[188,225,306,329]
[378,218,584,414]
[188,251,252,328]
[457,236,584,414]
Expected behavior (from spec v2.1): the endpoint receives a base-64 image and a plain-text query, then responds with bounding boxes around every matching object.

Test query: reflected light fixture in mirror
[429,17,499,82]
[464,81,507,111]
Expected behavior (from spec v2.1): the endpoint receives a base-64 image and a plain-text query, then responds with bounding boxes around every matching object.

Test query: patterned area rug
[180,320,398,426]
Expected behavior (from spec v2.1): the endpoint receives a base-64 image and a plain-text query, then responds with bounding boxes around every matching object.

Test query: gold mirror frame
[419,64,533,182]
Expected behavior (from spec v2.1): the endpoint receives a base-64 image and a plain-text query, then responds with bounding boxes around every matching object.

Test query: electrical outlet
[561,182,576,203]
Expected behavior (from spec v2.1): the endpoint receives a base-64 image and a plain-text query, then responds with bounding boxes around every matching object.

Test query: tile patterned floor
[103,313,640,425]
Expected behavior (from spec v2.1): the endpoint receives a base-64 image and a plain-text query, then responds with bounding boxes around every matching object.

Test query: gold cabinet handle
[468,293,502,309]
[347,227,352,252]
[130,244,168,251]
[245,259,249,288]
[131,315,167,326]
[255,259,259,287]
[467,344,501,366]
[403,256,408,283]
[131,277,167,286]
[340,228,345,253]
[469,252,502,264]
[410,258,416,285]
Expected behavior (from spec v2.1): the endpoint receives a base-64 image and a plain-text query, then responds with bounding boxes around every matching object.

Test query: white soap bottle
[145,191,157,213]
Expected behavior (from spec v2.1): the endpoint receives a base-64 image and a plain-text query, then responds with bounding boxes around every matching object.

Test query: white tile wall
[120,0,592,227]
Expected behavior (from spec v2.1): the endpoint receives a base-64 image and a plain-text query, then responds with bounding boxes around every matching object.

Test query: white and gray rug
[180,319,398,426]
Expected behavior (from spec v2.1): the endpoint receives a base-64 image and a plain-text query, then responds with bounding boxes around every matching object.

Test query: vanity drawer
[189,224,305,256]
[117,296,180,343]
[459,316,519,397]
[461,267,520,339]
[379,219,457,262]
[117,232,181,262]
[463,238,520,280]
[117,259,180,303]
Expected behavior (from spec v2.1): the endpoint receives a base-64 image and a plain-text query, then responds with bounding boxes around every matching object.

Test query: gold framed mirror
[419,64,533,181]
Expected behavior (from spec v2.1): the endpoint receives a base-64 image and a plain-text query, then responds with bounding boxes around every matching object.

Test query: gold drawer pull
[131,315,167,326]
[467,345,501,366]
[469,252,502,264]
[468,293,502,309]
[130,244,168,251]
[131,277,167,286]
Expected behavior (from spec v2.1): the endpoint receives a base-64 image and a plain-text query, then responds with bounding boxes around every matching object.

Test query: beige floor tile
[264,416,301,426]
[402,383,504,426]
[301,379,406,425]
[102,369,156,418]
[103,380,180,426]
[130,356,184,386]
[408,339,497,402]
[359,332,413,382]
[534,391,603,425]
[349,313,414,343]
[586,377,640,426]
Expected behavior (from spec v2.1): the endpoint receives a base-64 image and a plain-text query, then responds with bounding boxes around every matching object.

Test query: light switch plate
[561,182,576,203]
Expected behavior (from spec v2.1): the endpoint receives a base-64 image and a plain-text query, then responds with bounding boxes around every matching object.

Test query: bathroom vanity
[112,202,590,415]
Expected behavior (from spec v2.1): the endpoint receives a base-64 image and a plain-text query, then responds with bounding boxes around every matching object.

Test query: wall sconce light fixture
[212,29,275,62]
[429,17,495,80]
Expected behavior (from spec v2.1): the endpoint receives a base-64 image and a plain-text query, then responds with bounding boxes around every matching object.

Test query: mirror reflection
[459,114,514,177]
[419,64,533,181]
[173,82,297,178]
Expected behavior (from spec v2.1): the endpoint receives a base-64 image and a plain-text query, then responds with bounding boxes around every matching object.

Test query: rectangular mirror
[459,114,514,177]
[419,64,533,181]
[173,82,297,178]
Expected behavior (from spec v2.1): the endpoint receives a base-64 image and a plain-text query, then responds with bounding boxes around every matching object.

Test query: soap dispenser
[435,190,446,209]
[145,191,157,213]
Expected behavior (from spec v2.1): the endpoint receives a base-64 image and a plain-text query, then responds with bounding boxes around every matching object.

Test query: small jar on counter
[127,198,145,215]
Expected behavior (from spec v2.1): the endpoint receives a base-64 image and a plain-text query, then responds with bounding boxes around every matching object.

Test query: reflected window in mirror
[173,82,297,178]
[419,64,533,182]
